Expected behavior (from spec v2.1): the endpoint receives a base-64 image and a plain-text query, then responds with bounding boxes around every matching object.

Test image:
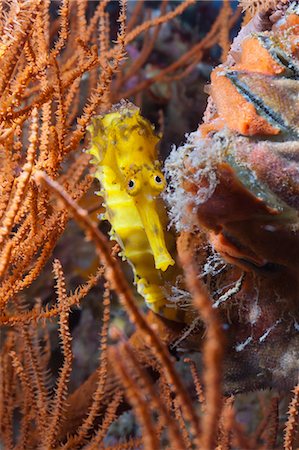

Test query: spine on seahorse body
[87,102,184,322]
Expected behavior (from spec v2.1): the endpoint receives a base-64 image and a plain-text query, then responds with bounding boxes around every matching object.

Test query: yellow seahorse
[87,102,184,321]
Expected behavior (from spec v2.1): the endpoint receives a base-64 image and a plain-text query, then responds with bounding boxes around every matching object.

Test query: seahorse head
[87,102,175,272]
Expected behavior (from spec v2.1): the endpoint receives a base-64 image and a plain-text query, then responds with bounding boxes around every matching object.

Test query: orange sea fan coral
[1,1,299,449]
[0,0,205,323]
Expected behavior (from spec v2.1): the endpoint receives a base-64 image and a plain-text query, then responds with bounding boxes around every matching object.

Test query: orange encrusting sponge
[238,37,284,75]
[279,13,299,30]
[207,35,285,137]
[210,67,280,136]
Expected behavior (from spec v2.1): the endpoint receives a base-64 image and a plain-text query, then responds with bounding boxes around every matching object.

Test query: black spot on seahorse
[152,225,159,235]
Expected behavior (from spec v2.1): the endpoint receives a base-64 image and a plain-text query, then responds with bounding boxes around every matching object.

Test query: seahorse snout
[135,195,175,271]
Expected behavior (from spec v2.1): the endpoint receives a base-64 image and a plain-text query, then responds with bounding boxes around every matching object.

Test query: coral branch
[284,384,299,450]
[178,239,225,450]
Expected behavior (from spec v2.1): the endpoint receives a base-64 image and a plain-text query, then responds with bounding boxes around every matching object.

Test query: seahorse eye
[127,177,140,195]
[150,172,165,192]
[128,179,135,189]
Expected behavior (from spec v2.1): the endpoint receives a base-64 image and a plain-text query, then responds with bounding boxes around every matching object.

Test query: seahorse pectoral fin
[136,196,175,272]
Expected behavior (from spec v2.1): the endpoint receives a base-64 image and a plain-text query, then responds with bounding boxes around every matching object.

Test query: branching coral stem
[45,259,73,448]
[62,282,112,449]
[110,346,159,450]
[121,340,186,449]
[178,243,225,450]
[284,383,299,450]
[0,107,38,248]
[124,0,196,44]
[0,267,104,325]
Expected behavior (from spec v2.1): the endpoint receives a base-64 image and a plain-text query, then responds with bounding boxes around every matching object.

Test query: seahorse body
[87,102,184,321]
